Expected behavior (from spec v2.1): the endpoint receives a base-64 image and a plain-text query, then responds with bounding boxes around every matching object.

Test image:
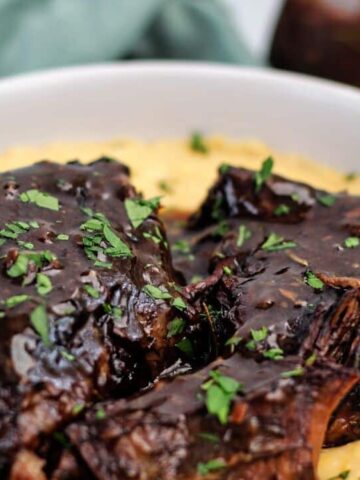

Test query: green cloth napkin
[0,0,254,77]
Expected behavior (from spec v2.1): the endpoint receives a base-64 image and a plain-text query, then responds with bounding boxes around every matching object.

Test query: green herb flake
[29,221,40,229]
[17,240,34,250]
[237,225,251,248]
[317,194,336,207]
[72,403,85,415]
[7,254,29,278]
[20,189,59,211]
[274,204,290,216]
[202,369,243,424]
[61,350,76,362]
[36,273,53,296]
[305,352,317,367]
[223,266,232,276]
[175,337,194,357]
[246,326,269,351]
[57,234,69,241]
[158,180,173,194]
[142,284,172,301]
[3,294,30,309]
[172,239,191,255]
[254,157,274,193]
[197,459,226,476]
[198,432,220,443]
[219,163,230,175]
[95,408,106,420]
[305,271,324,291]
[281,366,305,378]
[225,335,242,347]
[213,220,230,237]
[262,232,297,252]
[83,284,100,299]
[190,132,208,154]
[327,470,351,480]
[30,304,51,347]
[344,236,360,249]
[263,347,284,360]
[172,297,187,311]
[124,197,162,228]
[345,171,358,182]
[167,317,185,337]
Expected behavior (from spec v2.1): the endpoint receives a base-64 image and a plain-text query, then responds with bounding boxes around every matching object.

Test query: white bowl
[0,61,359,171]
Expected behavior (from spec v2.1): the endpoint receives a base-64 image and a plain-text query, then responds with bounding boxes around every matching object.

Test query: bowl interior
[0,62,359,171]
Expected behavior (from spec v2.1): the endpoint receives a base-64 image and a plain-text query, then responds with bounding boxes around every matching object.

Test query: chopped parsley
[142,284,172,300]
[56,234,69,241]
[261,232,296,252]
[83,284,100,299]
[237,225,251,248]
[317,194,336,207]
[143,226,166,246]
[274,204,290,216]
[344,172,358,182]
[254,157,274,193]
[190,132,208,154]
[219,163,230,175]
[327,470,351,480]
[344,236,359,249]
[3,294,30,309]
[103,304,122,319]
[124,197,161,228]
[36,273,53,296]
[172,239,191,255]
[20,189,59,211]
[223,266,232,276]
[263,347,284,360]
[202,369,243,424]
[7,254,29,278]
[213,220,230,238]
[281,366,304,378]
[72,403,85,415]
[30,304,51,347]
[225,335,242,347]
[167,317,185,337]
[175,337,193,356]
[305,271,324,291]
[246,326,269,351]
[305,352,317,367]
[61,351,76,362]
[80,209,132,264]
[158,180,173,194]
[197,459,226,476]
[17,240,34,250]
[95,408,106,420]
[198,432,220,443]
[172,297,187,311]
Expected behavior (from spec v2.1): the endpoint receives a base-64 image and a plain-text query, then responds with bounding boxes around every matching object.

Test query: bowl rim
[0,60,359,103]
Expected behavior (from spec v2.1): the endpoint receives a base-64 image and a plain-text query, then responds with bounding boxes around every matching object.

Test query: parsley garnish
[254,157,274,193]
[61,351,76,362]
[167,317,185,337]
[202,369,243,424]
[158,180,173,194]
[72,403,85,415]
[142,284,172,300]
[225,335,242,347]
[345,172,358,182]
[20,189,59,211]
[36,273,53,296]
[305,271,324,291]
[175,337,193,356]
[327,470,351,480]
[344,236,359,249]
[83,284,100,299]
[172,239,191,255]
[261,232,296,252]
[172,297,187,311]
[305,352,317,366]
[17,241,34,250]
[124,197,161,228]
[246,326,269,351]
[3,294,30,309]
[96,408,106,420]
[56,234,69,241]
[281,366,304,378]
[190,132,208,154]
[219,163,230,175]
[263,347,284,360]
[213,220,230,238]
[7,254,29,278]
[237,225,251,248]
[143,226,166,246]
[223,266,232,276]
[30,304,51,347]
[103,304,122,319]
[317,194,336,207]
[198,432,220,443]
[274,204,290,216]
[197,459,226,476]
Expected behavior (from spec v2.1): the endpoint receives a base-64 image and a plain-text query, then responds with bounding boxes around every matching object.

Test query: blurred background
[0,0,360,87]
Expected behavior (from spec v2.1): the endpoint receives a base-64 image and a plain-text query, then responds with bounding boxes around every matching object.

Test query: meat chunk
[0,159,204,473]
[167,164,360,444]
[67,355,358,480]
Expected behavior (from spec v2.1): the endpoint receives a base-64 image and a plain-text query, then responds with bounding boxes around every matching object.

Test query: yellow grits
[0,136,359,480]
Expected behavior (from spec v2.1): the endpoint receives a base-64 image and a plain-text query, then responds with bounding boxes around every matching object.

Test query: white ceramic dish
[0,61,359,171]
